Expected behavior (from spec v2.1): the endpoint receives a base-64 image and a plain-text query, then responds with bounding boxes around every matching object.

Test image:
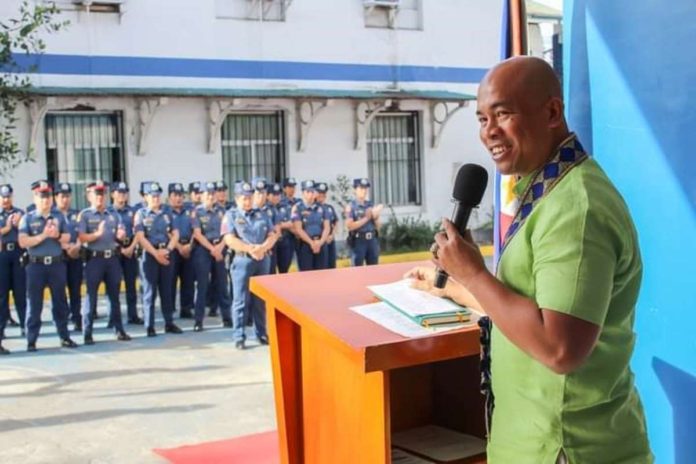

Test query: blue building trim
[8,53,488,84]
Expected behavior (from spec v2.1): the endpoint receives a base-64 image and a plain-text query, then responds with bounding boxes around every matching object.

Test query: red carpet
[154,430,280,464]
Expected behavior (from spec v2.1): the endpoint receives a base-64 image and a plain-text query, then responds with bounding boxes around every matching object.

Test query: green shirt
[490,157,653,464]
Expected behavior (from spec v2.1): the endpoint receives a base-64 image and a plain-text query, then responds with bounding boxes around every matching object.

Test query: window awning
[25,86,476,101]
[25,86,476,154]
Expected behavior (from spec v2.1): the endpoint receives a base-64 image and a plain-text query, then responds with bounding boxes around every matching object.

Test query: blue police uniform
[275,178,299,273]
[291,181,329,271]
[348,178,380,266]
[0,185,27,337]
[266,183,284,273]
[222,182,273,347]
[208,180,233,318]
[183,181,202,211]
[19,181,74,349]
[134,183,179,333]
[108,181,141,323]
[78,183,128,341]
[316,182,339,269]
[53,182,83,328]
[191,184,232,326]
[168,183,195,318]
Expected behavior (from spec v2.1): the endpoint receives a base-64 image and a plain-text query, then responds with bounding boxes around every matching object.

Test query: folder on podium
[251,262,487,464]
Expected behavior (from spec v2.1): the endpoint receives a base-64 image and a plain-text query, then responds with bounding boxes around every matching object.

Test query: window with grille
[221,112,286,188]
[367,112,422,206]
[44,112,126,211]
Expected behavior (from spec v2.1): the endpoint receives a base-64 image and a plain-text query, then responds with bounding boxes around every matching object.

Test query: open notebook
[368,279,471,327]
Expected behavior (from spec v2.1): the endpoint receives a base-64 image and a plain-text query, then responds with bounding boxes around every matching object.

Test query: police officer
[0,184,26,336]
[315,182,339,269]
[208,180,233,318]
[222,181,277,349]
[252,177,280,238]
[345,178,383,266]
[274,179,297,273]
[135,181,153,211]
[109,181,143,325]
[282,177,299,207]
[191,182,232,331]
[53,182,83,331]
[134,182,183,336]
[266,183,284,273]
[214,180,233,211]
[168,182,195,319]
[78,181,132,345]
[18,180,78,352]
[291,180,330,271]
[186,181,202,210]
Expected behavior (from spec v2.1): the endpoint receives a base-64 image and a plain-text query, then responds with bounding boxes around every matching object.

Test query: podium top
[251,262,481,372]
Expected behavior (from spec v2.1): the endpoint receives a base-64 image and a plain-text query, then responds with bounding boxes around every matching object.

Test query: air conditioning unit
[72,0,124,13]
[364,0,400,8]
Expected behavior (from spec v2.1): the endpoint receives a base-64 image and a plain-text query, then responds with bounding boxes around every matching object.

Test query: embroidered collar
[502,133,589,252]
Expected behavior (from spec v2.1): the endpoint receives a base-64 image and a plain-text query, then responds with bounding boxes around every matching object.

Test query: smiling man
[408,57,652,463]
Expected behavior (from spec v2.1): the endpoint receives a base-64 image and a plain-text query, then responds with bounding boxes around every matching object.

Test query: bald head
[482,56,562,106]
[476,57,569,176]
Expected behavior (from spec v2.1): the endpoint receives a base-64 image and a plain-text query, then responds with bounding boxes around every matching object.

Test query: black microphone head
[453,164,488,206]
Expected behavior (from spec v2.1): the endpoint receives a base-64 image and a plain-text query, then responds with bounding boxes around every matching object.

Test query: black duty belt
[90,248,120,259]
[1,242,18,252]
[154,243,168,249]
[29,254,63,265]
[120,237,133,246]
[211,238,222,245]
[179,239,191,245]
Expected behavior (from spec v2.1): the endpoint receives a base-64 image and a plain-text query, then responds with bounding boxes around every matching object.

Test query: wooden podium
[251,262,486,464]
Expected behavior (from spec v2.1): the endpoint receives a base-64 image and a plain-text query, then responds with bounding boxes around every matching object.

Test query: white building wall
[1,0,501,230]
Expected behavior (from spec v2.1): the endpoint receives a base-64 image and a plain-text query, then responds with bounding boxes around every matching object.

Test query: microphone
[434,163,488,289]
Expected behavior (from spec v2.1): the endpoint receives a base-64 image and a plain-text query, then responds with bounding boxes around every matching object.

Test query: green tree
[1,1,68,175]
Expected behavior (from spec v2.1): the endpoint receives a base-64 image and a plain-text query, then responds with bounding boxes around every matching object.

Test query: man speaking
[408,57,652,463]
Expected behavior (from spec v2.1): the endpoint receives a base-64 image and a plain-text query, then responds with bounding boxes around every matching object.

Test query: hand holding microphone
[433,164,488,289]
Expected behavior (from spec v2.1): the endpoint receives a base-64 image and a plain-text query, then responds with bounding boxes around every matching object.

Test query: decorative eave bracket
[430,100,468,149]
[296,98,331,152]
[354,99,391,150]
[207,98,241,154]
[27,97,53,156]
[137,97,168,156]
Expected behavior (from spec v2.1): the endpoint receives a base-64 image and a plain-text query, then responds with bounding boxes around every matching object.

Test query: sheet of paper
[350,302,469,338]
[368,279,467,317]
